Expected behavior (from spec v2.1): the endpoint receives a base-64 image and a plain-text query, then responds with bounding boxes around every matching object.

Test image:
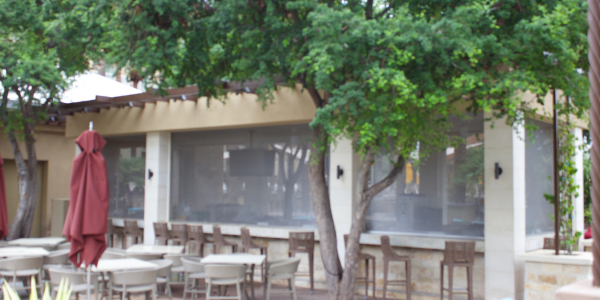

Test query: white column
[144,132,171,245]
[573,127,585,246]
[484,116,526,300]
[328,138,360,265]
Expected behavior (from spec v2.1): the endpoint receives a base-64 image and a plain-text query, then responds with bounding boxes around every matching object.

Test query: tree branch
[365,154,406,200]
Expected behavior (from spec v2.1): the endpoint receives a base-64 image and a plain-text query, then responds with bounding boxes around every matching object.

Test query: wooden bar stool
[124,220,143,248]
[212,226,238,254]
[288,231,315,293]
[381,236,411,300]
[106,218,124,248]
[187,224,212,256]
[153,222,171,245]
[171,224,188,247]
[440,241,475,300]
[344,235,375,299]
[241,228,268,281]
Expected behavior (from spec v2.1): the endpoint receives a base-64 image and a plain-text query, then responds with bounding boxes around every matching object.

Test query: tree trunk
[307,126,343,300]
[6,127,38,240]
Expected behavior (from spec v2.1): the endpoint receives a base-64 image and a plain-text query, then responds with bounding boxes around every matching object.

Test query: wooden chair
[381,236,411,300]
[344,234,375,299]
[212,226,238,254]
[171,224,189,247]
[106,218,124,248]
[187,224,212,256]
[241,228,267,281]
[288,231,315,292]
[154,222,171,245]
[543,237,568,250]
[124,220,143,248]
[440,241,475,300]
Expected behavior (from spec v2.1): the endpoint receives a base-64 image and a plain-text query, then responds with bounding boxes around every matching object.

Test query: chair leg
[266,277,272,300]
[183,273,189,300]
[152,284,157,300]
[236,282,242,300]
[440,264,444,300]
[291,276,297,300]
[383,260,388,300]
[365,258,369,299]
[308,252,314,293]
[406,260,411,300]
[448,265,454,300]
[467,266,473,300]
[207,282,212,300]
[372,258,376,299]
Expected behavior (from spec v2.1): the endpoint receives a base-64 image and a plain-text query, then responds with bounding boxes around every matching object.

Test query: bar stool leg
[467,265,473,300]
[383,260,388,300]
[308,252,314,293]
[406,260,411,300]
[372,258,376,299]
[440,264,444,300]
[448,265,454,300]
[364,258,369,299]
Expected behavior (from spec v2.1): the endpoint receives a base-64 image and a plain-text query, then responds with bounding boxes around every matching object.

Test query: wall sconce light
[494,163,503,179]
[337,165,344,179]
[148,169,154,180]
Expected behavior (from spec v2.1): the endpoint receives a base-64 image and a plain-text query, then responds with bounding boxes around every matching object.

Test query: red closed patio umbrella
[0,154,8,240]
[62,127,109,269]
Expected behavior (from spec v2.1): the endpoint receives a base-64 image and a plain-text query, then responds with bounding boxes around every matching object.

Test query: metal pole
[588,0,600,285]
[87,265,91,300]
[553,89,560,256]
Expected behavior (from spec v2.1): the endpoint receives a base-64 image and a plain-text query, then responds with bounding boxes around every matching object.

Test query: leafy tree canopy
[105,0,588,158]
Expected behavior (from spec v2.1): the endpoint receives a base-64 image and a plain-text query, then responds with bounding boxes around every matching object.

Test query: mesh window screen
[170,124,316,227]
[365,115,485,237]
[525,119,554,235]
[102,135,147,219]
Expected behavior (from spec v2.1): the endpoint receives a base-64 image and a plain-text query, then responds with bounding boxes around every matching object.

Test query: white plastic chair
[0,256,43,294]
[264,258,301,300]
[48,267,99,300]
[182,257,206,300]
[149,259,174,300]
[205,264,247,300]
[43,249,70,279]
[108,269,158,300]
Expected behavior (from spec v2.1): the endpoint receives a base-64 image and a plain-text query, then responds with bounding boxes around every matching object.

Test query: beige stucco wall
[0,126,75,237]
[65,86,317,138]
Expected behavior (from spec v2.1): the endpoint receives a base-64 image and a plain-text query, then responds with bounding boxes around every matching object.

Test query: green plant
[544,120,582,254]
[2,276,72,300]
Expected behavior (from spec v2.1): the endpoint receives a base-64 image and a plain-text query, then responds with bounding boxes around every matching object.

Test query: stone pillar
[144,132,171,245]
[573,127,586,246]
[328,138,360,264]
[484,116,526,300]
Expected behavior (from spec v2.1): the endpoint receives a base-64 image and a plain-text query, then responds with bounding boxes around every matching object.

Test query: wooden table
[0,247,50,257]
[125,245,184,255]
[91,258,158,272]
[202,254,266,300]
[8,237,66,249]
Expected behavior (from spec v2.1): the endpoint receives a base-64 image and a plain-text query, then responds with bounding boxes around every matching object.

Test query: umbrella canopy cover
[0,154,8,239]
[63,130,109,267]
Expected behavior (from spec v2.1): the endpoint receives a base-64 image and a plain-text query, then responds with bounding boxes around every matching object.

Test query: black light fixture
[337,165,344,179]
[148,169,154,180]
[494,163,503,179]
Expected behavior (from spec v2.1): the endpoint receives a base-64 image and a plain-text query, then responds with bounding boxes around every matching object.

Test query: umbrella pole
[87,265,91,300]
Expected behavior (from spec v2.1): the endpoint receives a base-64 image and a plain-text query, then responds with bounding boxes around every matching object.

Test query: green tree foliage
[103,0,589,298]
[0,0,108,238]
